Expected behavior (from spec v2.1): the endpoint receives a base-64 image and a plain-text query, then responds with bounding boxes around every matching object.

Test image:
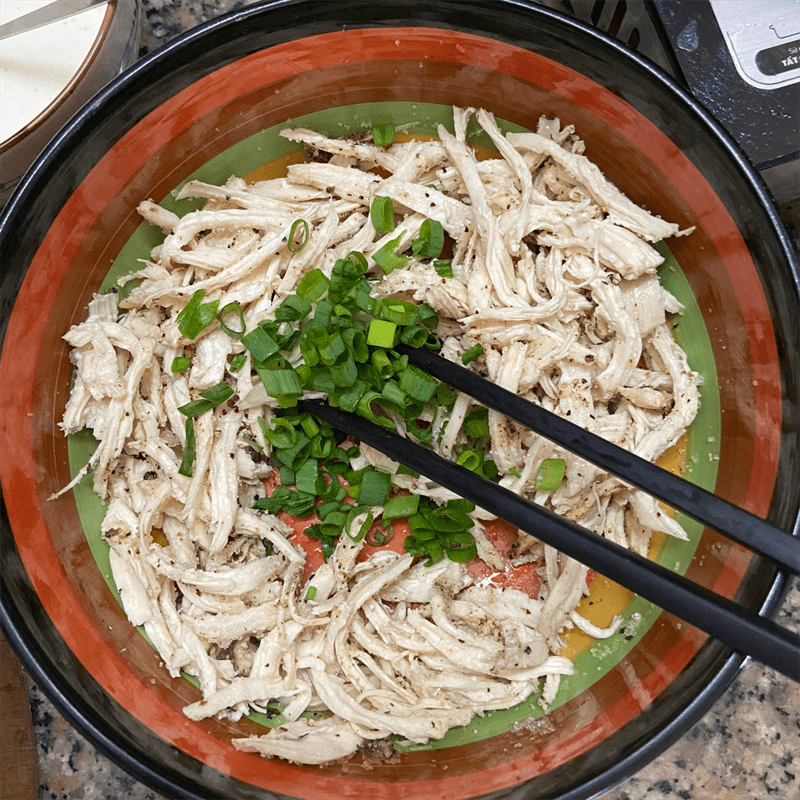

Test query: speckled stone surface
[26,579,800,800]
[16,1,800,799]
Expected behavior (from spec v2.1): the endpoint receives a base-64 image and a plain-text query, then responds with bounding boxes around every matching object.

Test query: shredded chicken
[56,108,699,765]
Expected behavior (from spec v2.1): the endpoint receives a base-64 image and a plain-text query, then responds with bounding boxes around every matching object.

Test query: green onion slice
[411,219,445,259]
[433,259,453,278]
[372,235,410,275]
[258,367,303,400]
[228,353,247,373]
[356,469,392,506]
[366,319,399,348]
[171,356,191,373]
[275,294,312,323]
[346,507,374,542]
[288,219,310,253]
[218,301,246,339]
[176,289,220,340]
[241,326,280,363]
[378,299,418,326]
[534,457,567,491]
[177,381,233,417]
[372,123,395,146]
[463,407,489,439]
[398,364,438,402]
[296,269,330,302]
[201,381,235,405]
[366,526,394,547]
[383,494,420,521]
[370,197,395,235]
[461,343,484,365]
[178,418,196,477]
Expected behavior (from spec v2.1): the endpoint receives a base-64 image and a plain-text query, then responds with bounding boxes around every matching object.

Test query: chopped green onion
[399,325,428,348]
[372,123,395,146]
[417,303,439,330]
[442,532,477,562]
[366,526,394,546]
[176,289,220,340]
[254,486,316,516]
[342,328,369,363]
[257,366,303,402]
[241,326,280,363]
[241,434,263,453]
[356,469,392,506]
[367,318,399,348]
[534,457,567,491]
[404,536,444,566]
[383,494,420,521]
[304,586,317,601]
[396,464,420,478]
[335,379,368,413]
[370,349,394,379]
[177,381,233,417]
[456,448,483,472]
[218,301,246,339]
[372,235,410,275]
[411,219,444,259]
[275,294,312,322]
[317,501,342,520]
[509,467,522,479]
[346,507,374,542]
[481,458,499,481]
[319,510,348,538]
[447,498,476,513]
[288,219,310,253]
[433,259,453,278]
[436,383,458,409]
[330,352,358,387]
[344,250,369,273]
[378,299,418,326]
[200,381,235,405]
[370,197,395,235]
[461,343,484,365]
[296,269,330,302]
[398,364,438,402]
[228,353,247,373]
[178,417,196,476]
[305,367,336,394]
[171,356,191,373]
[300,415,320,439]
[380,380,406,409]
[463,407,489,439]
[319,333,347,366]
[294,460,319,495]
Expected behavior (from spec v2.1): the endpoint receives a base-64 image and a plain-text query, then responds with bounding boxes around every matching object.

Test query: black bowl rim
[1,1,798,799]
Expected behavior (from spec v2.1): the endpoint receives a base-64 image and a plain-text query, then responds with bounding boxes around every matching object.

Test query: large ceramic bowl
[1,2,798,799]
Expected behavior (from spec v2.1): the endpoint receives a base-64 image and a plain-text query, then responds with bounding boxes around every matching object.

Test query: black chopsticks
[396,344,800,576]
[298,344,800,682]
[300,398,799,681]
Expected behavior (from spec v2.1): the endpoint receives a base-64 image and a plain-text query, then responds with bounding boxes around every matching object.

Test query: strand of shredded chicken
[56,107,699,765]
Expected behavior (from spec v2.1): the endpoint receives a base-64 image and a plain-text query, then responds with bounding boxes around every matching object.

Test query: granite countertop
[27,581,799,800]
[14,1,800,798]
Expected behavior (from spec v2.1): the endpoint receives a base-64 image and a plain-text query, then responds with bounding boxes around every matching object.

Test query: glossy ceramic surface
[0,0,142,206]
[1,2,798,799]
